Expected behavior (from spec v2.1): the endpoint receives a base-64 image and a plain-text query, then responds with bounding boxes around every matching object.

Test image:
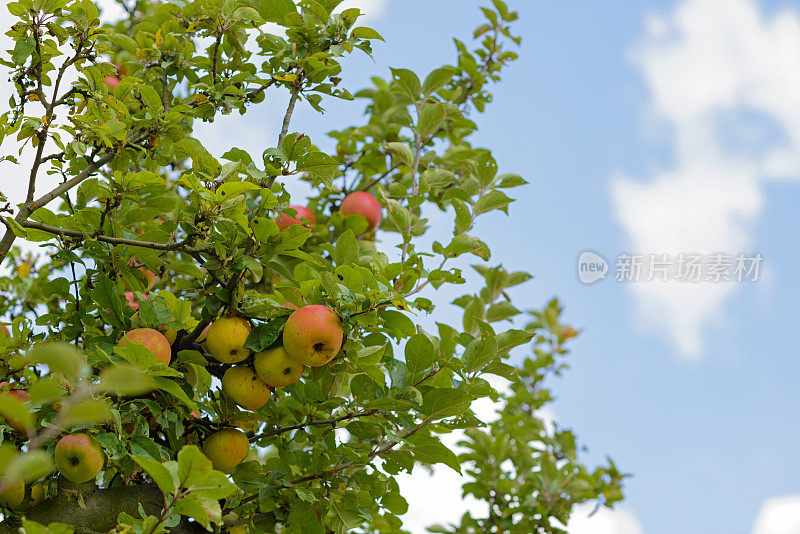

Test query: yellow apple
[254,346,305,387]
[54,433,105,483]
[221,366,271,410]
[203,428,249,472]
[204,317,251,364]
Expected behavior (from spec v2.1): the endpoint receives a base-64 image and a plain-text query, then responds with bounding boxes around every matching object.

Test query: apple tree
[0,0,625,532]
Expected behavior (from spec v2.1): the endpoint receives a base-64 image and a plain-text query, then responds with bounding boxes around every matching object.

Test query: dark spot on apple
[70,456,80,467]
[313,343,324,352]
[337,274,344,280]
[229,349,238,356]
[283,367,292,375]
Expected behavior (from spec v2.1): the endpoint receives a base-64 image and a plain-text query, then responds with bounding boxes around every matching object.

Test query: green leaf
[462,330,498,373]
[107,33,139,53]
[386,142,414,168]
[90,276,126,329]
[12,38,35,65]
[27,342,84,380]
[420,388,472,420]
[98,365,155,396]
[404,334,434,385]
[6,450,53,483]
[405,434,461,473]
[417,103,446,137]
[334,230,358,266]
[20,521,74,534]
[486,302,521,322]
[175,495,221,529]
[445,235,490,261]
[177,445,213,489]
[153,377,198,413]
[61,399,112,428]
[133,455,178,495]
[351,26,384,41]
[244,316,288,352]
[390,68,421,98]
[495,329,534,355]
[474,190,513,215]
[423,66,457,95]
[4,217,27,238]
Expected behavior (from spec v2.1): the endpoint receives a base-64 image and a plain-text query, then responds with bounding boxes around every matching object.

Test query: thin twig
[6,220,202,252]
[249,409,379,443]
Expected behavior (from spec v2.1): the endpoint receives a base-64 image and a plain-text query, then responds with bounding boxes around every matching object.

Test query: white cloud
[615,0,800,358]
[566,504,644,534]
[752,495,800,534]
[336,0,390,23]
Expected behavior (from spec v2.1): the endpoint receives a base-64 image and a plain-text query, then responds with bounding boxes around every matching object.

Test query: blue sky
[277,1,800,533]
[2,0,798,532]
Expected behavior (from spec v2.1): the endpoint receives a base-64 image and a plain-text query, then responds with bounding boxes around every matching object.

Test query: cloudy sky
[2,0,800,533]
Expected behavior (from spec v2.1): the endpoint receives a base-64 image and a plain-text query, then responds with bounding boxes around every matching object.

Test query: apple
[340,191,382,231]
[204,317,251,364]
[276,205,316,230]
[196,323,211,343]
[118,328,172,366]
[0,477,24,509]
[104,76,120,89]
[282,305,343,367]
[54,433,105,483]
[29,483,44,508]
[0,389,31,433]
[0,324,10,339]
[254,346,305,387]
[221,366,271,410]
[203,428,249,472]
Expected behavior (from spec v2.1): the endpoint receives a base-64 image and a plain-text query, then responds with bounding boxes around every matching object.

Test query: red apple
[0,325,8,339]
[276,205,316,230]
[117,328,171,366]
[282,305,343,367]
[340,192,382,231]
[104,76,120,89]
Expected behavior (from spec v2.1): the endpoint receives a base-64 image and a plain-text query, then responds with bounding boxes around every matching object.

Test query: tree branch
[278,80,301,147]
[5,220,202,252]
[249,409,380,442]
